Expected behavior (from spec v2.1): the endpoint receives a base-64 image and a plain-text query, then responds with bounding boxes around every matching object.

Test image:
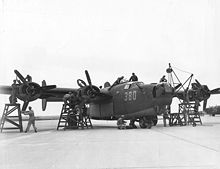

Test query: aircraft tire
[192,122,196,127]
[146,121,152,129]
[152,115,158,126]
[139,118,147,128]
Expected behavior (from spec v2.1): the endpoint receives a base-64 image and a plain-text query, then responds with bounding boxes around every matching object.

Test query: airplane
[0,68,219,129]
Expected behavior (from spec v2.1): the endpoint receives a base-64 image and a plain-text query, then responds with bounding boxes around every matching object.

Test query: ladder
[57,103,93,130]
[0,104,23,132]
[84,115,93,129]
[186,102,202,126]
[168,103,187,126]
[57,104,71,130]
[169,112,187,126]
[169,102,202,127]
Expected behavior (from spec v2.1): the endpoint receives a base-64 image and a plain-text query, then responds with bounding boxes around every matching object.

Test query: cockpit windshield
[123,81,144,90]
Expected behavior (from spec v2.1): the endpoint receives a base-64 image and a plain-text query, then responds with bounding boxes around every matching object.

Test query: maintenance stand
[169,101,202,127]
[57,103,92,130]
[0,103,23,132]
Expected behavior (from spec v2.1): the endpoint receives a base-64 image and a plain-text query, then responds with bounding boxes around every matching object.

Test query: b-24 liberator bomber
[0,67,219,129]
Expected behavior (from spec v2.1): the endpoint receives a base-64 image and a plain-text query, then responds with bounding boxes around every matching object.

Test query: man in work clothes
[160,75,167,83]
[22,106,37,133]
[9,80,17,104]
[117,115,127,129]
[108,76,124,90]
[129,73,138,82]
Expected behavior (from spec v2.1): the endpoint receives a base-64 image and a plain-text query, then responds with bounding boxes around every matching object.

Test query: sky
[0,0,220,116]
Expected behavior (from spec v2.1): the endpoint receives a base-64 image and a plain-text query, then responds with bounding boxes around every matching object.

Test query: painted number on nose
[124,91,137,101]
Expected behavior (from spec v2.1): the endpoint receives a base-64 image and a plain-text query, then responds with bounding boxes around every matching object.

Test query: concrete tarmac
[0,116,220,169]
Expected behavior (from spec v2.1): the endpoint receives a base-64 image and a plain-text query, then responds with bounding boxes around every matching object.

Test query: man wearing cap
[22,106,37,133]
[117,115,127,129]
[10,80,17,104]
[129,73,138,82]
[160,75,167,83]
[25,75,32,82]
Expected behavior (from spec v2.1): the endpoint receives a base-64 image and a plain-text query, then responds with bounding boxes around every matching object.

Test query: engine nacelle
[16,82,41,102]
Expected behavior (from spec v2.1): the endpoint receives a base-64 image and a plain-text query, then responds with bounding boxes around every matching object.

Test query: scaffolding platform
[169,101,202,127]
[57,103,92,130]
[0,103,23,132]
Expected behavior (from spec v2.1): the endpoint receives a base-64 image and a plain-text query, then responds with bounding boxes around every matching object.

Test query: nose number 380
[124,91,137,101]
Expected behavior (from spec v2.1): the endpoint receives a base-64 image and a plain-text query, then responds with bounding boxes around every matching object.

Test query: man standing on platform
[9,80,17,104]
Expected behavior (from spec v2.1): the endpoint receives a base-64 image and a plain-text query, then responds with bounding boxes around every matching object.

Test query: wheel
[152,115,158,126]
[192,122,196,127]
[139,117,153,129]
[146,121,152,129]
[139,118,147,128]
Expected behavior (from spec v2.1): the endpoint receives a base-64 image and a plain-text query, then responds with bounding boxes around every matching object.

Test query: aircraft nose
[153,83,174,98]
[159,83,174,95]
[164,83,174,94]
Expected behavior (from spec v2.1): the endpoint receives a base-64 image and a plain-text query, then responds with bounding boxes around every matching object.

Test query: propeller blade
[22,101,29,111]
[85,70,92,87]
[203,99,207,111]
[195,79,202,88]
[210,88,220,94]
[42,99,47,111]
[14,70,27,84]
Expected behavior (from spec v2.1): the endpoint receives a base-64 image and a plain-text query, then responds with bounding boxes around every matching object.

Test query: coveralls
[23,110,37,132]
[129,74,138,82]
[160,76,167,83]
[10,82,17,104]
[117,117,126,129]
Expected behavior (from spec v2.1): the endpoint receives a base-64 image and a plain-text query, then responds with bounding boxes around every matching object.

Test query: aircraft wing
[41,87,112,102]
[0,69,113,111]
[40,87,112,111]
[40,87,78,100]
[0,85,12,95]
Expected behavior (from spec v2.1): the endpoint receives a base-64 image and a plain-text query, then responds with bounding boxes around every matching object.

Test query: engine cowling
[16,82,41,102]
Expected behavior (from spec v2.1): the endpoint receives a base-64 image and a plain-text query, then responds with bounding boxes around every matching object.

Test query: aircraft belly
[124,107,156,119]
[88,102,113,119]
[88,103,101,118]
[100,102,113,118]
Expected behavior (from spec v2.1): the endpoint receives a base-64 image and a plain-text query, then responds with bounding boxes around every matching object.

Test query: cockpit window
[124,84,131,90]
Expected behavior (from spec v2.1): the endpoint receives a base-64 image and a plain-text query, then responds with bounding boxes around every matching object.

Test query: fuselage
[88,81,173,120]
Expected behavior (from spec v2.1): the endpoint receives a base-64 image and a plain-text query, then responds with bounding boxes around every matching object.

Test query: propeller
[84,70,100,98]
[14,70,56,111]
[194,79,220,110]
[77,70,100,99]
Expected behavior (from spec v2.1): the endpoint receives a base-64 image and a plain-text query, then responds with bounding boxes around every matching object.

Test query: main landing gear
[138,115,158,129]
[122,115,158,129]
